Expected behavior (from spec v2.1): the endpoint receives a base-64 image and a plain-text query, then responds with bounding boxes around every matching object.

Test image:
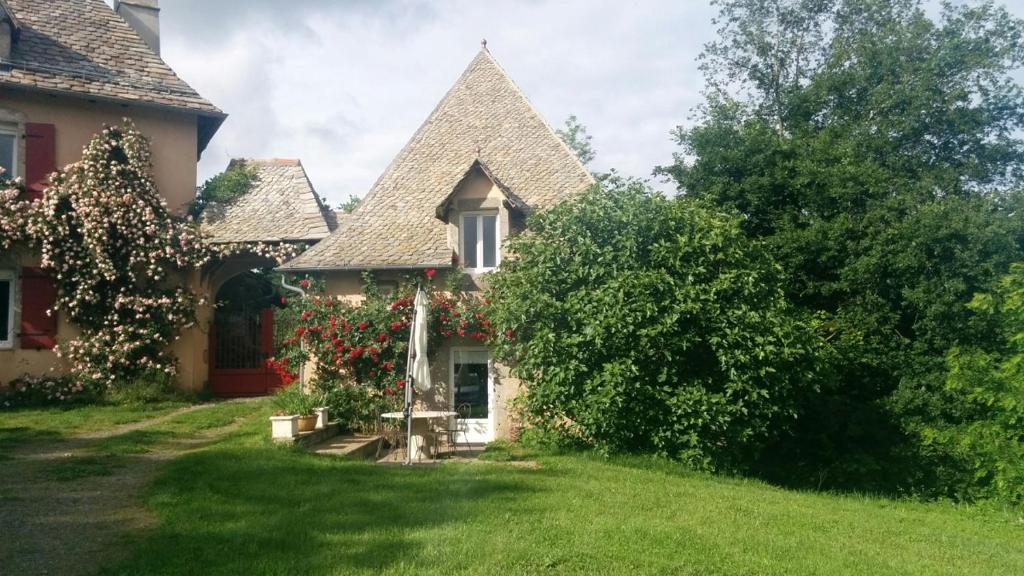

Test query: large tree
[664,0,1024,495]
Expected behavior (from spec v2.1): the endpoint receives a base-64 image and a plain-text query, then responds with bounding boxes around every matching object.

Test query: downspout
[280,276,307,392]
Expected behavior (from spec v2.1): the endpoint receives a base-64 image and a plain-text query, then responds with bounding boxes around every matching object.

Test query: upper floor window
[0,270,13,349]
[461,212,499,271]
[0,124,17,181]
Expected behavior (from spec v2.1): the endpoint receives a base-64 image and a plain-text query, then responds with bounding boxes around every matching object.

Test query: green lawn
[102,407,1024,576]
[0,400,190,454]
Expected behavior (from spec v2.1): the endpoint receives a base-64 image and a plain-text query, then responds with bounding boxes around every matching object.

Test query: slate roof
[281,48,594,271]
[0,0,224,151]
[198,159,334,244]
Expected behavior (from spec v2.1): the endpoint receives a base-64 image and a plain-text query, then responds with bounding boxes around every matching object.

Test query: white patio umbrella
[403,285,431,464]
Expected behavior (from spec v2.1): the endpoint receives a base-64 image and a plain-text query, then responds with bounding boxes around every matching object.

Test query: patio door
[451,348,494,444]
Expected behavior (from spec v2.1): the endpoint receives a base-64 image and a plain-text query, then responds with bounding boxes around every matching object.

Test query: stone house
[280,47,594,441]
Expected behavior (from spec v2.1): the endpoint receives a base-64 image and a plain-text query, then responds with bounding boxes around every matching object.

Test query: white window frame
[0,269,14,349]
[460,211,500,272]
[0,124,19,180]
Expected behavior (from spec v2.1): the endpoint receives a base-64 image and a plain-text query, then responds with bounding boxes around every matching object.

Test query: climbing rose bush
[0,120,305,388]
[268,270,494,397]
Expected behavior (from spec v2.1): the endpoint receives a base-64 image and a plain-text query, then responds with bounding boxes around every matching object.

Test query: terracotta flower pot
[297,415,318,433]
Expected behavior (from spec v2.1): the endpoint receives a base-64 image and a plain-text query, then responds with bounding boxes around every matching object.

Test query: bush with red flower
[267,269,494,402]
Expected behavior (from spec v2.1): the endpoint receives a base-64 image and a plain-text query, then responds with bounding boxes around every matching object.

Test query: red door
[210,307,284,397]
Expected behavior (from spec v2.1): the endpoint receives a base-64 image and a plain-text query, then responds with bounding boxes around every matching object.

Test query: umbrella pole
[403,284,420,466]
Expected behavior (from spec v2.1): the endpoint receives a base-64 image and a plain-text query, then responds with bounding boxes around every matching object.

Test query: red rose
[358,321,368,331]
[424,268,437,280]
[505,329,513,339]
[280,296,288,305]
[295,326,306,337]
[384,386,395,396]
[397,379,406,388]
[457,329,465,337]
[299,279,310,289]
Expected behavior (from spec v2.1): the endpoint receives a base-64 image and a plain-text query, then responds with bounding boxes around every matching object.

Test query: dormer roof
[435,159,532,223]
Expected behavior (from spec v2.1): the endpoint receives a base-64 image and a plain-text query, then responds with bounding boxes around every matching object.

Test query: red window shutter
[20,267,58,350]
[24,123,56,202]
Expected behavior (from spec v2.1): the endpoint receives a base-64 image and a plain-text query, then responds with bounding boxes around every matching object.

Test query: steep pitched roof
[0,0,224,152]
[281,47,594,271]
[198,159,333,244]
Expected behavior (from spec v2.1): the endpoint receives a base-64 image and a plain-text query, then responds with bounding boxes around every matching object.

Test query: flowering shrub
[268,269,494,400]
[0,180,41,252]
[1,375,98,408]
[485,179,818,471]
[0,120,306,389]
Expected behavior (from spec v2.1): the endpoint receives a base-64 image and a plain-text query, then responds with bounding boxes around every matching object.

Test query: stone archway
[208,271,284,397]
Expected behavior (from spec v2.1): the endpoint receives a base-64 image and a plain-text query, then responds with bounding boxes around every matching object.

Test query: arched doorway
[209,272,284,396]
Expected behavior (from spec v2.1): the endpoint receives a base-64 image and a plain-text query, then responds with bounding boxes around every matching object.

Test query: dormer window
[461,211,499,271]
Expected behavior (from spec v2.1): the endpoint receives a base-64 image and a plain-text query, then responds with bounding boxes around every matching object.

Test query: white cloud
[124,0,1024,203]
[148,0,719,202]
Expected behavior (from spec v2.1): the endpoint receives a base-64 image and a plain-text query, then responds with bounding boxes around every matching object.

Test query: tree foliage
[556,114,596,166]
[189,160,259,217]
[664,0,1024,496]
[931,265,1024,504]
[486,179,817,470]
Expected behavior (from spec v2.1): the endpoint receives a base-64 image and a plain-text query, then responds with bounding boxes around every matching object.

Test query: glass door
[451,348,494,443]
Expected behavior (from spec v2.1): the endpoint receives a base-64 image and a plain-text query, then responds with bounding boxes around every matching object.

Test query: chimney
[115,0,160,55]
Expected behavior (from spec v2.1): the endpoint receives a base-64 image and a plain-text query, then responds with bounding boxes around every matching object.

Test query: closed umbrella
[411,287,432,393]
[403,285,430,464]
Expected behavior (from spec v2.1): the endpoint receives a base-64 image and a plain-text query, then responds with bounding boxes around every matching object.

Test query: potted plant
[272,385,322,433]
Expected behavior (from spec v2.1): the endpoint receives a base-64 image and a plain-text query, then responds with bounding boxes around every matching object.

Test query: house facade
[281,47,594,441]
[0,0,223,387]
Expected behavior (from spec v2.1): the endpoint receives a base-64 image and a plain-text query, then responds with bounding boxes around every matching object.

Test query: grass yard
[101,404,1024,576]
[0,400,190,455]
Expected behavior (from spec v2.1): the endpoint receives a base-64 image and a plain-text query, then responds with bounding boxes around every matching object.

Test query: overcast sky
[115,0,1024,205]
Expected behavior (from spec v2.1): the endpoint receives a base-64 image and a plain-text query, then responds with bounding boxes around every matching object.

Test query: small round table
[381,411,458,461]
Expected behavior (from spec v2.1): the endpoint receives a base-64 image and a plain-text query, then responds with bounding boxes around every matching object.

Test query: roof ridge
[350,47,495,218]
[476,48,595,186]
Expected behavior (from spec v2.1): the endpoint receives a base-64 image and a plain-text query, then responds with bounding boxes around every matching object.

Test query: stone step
[288,422,340,447]
[308,433,383,460]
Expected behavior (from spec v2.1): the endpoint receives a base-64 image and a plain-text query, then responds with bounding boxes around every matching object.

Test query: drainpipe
[280,276,307,392]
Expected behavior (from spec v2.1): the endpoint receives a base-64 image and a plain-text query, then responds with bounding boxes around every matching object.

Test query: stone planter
[271,415,298,441]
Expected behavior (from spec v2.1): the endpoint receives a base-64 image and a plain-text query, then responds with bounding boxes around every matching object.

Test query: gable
[282,47,594,271]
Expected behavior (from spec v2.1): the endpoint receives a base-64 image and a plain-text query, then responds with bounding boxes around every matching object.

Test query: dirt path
[0,401,256,576]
